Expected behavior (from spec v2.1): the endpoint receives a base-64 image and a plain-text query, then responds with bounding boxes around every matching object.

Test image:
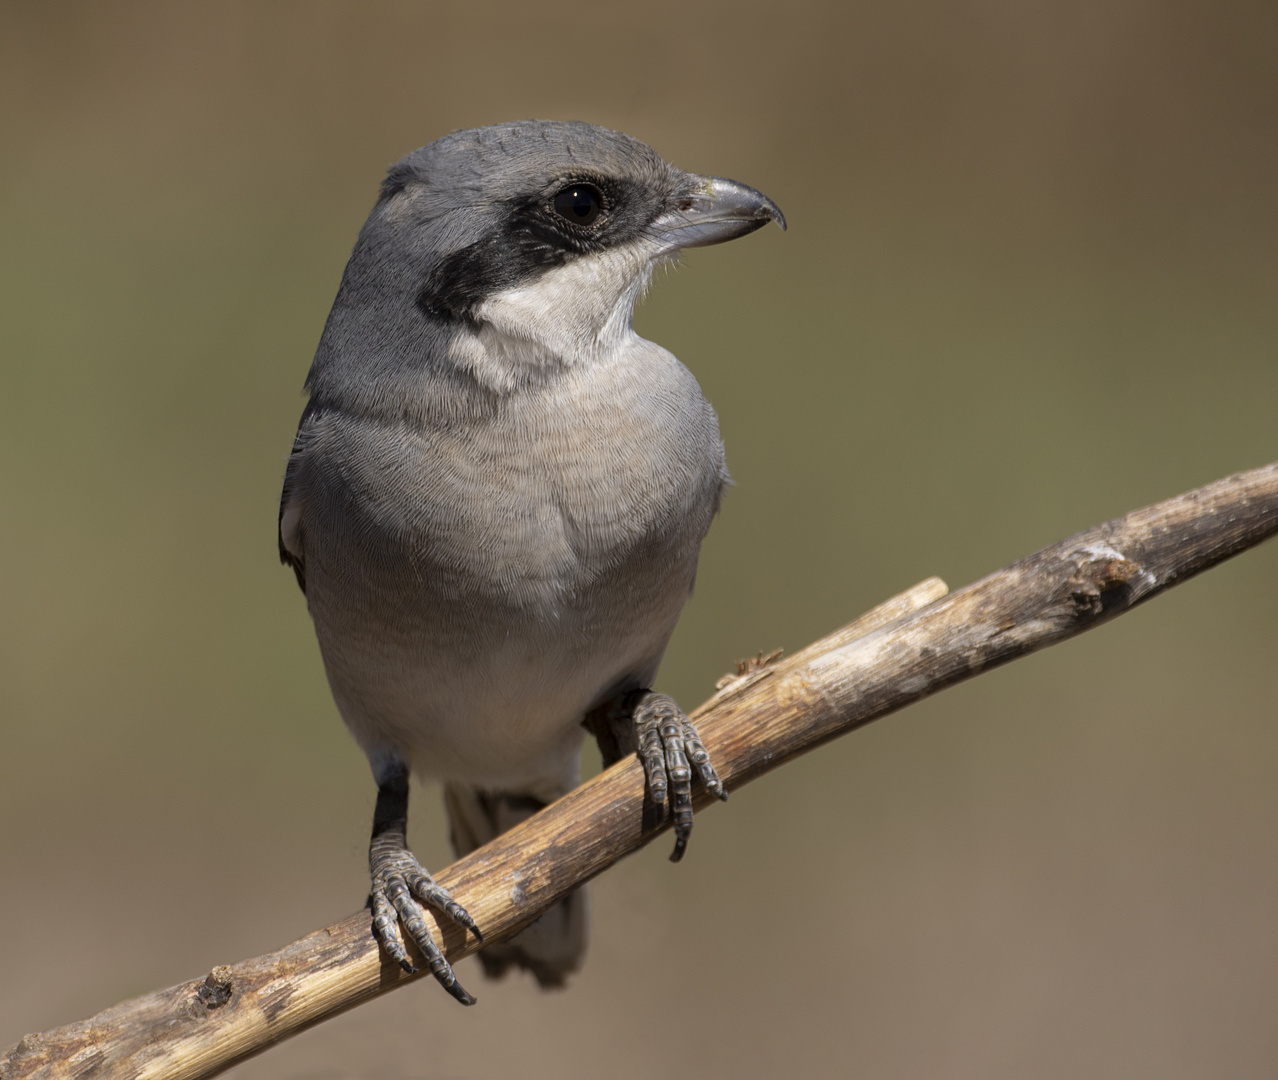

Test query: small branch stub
[195,969,234,1011]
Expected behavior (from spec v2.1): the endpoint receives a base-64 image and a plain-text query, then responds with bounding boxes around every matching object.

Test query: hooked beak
[653,175,786,254]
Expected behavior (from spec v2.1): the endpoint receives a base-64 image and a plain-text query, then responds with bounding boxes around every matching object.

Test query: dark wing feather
[278,402,321,595]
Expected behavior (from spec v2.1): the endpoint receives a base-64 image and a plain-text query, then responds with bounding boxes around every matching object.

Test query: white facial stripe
[447,241,659,391]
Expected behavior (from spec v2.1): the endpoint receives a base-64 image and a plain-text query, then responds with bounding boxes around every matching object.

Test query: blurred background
[2,2,1277,1076]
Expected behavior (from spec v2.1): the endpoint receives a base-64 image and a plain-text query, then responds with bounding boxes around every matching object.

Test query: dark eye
[552,183,604,227]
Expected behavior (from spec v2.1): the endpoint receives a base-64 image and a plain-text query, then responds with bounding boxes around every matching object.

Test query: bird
[278,120,784,1004]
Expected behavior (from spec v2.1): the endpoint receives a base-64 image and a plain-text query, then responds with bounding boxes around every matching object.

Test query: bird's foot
[369,840,482,1004]
[632,691,727,862]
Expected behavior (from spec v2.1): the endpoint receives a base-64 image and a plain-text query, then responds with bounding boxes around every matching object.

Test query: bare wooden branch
[5,461,1277,1080]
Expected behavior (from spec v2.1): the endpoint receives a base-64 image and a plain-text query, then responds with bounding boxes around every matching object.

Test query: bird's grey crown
[378,121,673,204]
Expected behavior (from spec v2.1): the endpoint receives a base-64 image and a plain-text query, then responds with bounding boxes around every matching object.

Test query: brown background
[2,2,1277,1076]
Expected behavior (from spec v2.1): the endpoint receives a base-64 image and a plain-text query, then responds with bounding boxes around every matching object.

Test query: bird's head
[319,121,784,393]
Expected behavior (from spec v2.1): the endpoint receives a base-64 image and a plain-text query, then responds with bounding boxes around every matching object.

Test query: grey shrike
[279,120,784,1003]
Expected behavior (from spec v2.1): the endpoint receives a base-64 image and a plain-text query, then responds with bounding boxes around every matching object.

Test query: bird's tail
[443,780,588,988]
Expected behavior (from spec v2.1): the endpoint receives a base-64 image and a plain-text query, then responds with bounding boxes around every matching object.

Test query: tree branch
[6,461,1277,1080]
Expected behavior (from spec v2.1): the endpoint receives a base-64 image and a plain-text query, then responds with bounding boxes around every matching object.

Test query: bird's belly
[298,348,725,787]
[308,529,697,788]
[303,453,719,786]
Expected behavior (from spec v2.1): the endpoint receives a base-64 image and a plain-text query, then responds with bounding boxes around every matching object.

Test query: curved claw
[670,832,689,863]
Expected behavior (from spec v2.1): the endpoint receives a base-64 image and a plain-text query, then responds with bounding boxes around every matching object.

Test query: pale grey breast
[289,340,725,779]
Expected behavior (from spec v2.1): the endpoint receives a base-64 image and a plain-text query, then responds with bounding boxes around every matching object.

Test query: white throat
[447,242,659,392]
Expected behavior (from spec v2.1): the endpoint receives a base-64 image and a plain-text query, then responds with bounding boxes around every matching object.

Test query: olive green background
[2,3,1277,1076]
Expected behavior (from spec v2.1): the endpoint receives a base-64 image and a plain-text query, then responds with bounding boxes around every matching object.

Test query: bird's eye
[552,184,604,227]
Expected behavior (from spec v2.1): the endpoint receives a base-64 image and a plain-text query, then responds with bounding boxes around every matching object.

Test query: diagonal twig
[5,461,1277,1080]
